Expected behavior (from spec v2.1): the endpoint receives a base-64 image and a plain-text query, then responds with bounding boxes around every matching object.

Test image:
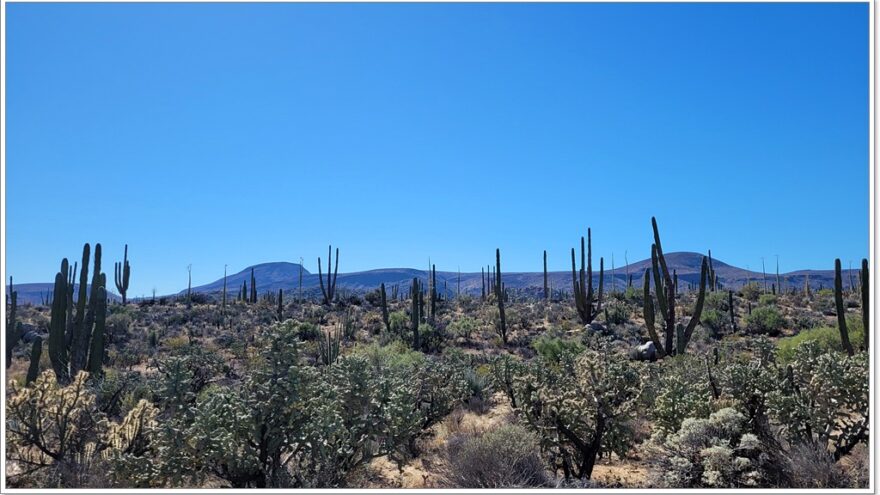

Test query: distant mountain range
[10,252,858,305]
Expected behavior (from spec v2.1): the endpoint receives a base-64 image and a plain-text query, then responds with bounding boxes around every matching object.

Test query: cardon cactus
[6,276,21,368]
[47,243,108,383]
[643,218,708,357]
[571,229,604,325]
[834,258,855,356]
[114,244,131,305]
[318,245,339,305]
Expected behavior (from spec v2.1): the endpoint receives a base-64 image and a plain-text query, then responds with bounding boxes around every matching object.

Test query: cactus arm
[26,337,42,385]
[643,269,665,357]
[835,258,855,356]
[318,256,327,303]
[87,283,107,376]
[48,269,69,382]
[680,256,709,354]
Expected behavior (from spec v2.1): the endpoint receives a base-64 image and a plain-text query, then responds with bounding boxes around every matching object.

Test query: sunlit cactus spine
[834,258,855,356]
[114,244,130,305]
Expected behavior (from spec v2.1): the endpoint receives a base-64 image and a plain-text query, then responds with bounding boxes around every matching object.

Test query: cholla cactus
[6,371,103,484]
[768,340,869,460]
[511,342,642,480]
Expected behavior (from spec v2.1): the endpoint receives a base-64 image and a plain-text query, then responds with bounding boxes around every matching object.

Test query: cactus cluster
[318,245,339,305]
[642,218,708,357]
[835,258,869,355]
[47,243,109,382]
[6,276,22,369]
[319,326,341,365]
[571,229,604,325]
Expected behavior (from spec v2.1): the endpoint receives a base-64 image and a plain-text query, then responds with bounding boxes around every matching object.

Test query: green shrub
[705,292,729,311]
[388,310,409,337]
[740,283,762,302]
[531,335,583,364]
[744,306,785,336]
[448,316,478,340]
[294,321,321,341]
[604,304,629,325]
[700,309,726,338]
[777,316,865,363]
[758,294,777,306]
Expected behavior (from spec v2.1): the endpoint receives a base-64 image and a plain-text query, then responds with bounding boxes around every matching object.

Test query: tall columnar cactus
[861,258,868,351]
[481,267,486,301]
[571,229,604,325]
[250,268,257,304]
[6,276,21,368]
[87,281,108,377]
[728,289,737,333]
[834,259,855,356]
[318,245,339,305]
[26,337,42,385]
[222,265,227,311]
[380,283,391,333]
[707,250,716,291]
[47,243,108,383]
[495,249,507,344]
[277,289,283,322]
[187,264,192,304]
[430,264,437,319]
[114,244,131,305]
[543,250,549,301]
[410,278,422,349]
[776,257,781,295]
[643,218,708,357]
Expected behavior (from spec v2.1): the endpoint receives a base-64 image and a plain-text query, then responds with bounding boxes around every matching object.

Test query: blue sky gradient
[6,3,869,296]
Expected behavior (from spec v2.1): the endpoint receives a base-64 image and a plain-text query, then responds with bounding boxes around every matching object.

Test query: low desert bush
[443,424,548,488]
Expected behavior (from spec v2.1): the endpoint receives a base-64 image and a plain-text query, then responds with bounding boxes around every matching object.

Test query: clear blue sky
[6,3,869,297]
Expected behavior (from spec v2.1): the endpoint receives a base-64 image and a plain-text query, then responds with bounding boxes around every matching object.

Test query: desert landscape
[4,218,870,488]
